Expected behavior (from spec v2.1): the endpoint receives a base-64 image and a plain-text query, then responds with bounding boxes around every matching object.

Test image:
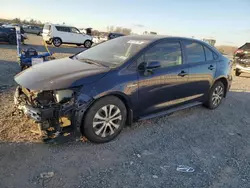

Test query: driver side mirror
[146,61,161,69]
[138,61,161,71]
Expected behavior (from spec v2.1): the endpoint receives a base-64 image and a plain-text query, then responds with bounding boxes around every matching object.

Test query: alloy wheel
[212,85,224,106]
[93,104,122,138]
[53,38,61,46]
[85,41,91,48]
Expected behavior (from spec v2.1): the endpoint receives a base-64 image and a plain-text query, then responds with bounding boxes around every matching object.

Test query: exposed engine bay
[14,86,88,143]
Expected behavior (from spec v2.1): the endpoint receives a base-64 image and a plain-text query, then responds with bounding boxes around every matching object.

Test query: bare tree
[107,25,132,35]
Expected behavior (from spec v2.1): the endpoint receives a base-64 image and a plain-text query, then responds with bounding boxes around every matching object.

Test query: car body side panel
[75,66,139,115]
[214,56,233,91]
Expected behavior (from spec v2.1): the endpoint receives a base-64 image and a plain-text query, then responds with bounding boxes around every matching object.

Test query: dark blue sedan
[14,35,233,143]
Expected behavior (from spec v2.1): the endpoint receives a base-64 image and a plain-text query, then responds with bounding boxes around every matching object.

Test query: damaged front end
[14,86,91,143]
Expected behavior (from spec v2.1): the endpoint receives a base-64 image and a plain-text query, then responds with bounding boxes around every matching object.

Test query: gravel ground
[1,35,250,188]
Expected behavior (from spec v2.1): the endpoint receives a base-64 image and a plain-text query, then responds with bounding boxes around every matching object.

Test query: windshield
[75,36,150,67]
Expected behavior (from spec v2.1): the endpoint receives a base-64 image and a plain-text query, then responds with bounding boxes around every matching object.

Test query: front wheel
[82,96,127,143]
[204,81,225,109]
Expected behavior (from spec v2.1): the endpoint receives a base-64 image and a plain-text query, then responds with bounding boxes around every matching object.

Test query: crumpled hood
[15,57,110,90]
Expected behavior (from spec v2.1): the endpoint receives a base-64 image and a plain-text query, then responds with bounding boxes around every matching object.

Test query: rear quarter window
[204,46,214,61]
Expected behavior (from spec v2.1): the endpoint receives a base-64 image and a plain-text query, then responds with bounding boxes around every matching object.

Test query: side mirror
[146,61,161,69]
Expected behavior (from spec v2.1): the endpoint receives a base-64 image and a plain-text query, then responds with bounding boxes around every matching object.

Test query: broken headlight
[54,89,73,103]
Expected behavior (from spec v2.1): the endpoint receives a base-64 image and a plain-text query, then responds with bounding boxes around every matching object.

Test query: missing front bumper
[18,104,55,122]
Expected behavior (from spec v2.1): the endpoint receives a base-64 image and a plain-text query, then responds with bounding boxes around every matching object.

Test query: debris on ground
[152,175,159,179]
[80,136,88,142]
[0,89,41,142]
[176,165,195,173]
[40,172,55,179]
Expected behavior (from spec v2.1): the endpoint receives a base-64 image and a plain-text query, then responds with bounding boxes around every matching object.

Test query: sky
[1,0,250,46]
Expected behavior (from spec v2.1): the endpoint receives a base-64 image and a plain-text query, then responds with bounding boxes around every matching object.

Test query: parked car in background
[107,32,125,40]
[234,43,250,76]
[42,24,93,48]
[14,35,232,143]
[23,25,42,35]
[0,26,24,44]
[2,24,27,39]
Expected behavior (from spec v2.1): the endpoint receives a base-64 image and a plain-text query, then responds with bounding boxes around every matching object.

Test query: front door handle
[178,71,188,77]
[208,65,215,70]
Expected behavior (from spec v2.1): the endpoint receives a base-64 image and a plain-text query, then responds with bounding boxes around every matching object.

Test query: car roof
[121,35,208,44]
[45,23,74,27]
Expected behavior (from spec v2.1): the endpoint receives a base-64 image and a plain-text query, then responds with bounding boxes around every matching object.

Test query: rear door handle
[208,65,215,70]
[178,71,188,77]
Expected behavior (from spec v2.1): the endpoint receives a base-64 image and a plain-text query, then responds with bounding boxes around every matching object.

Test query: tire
[82,96,127,143]
[37,32,41,36]
[84,40,92,48]
[8,34,17,45]
[235,69,241,76]
[52,37,62,47]
[45,41,52,45]
[204,81,225,109]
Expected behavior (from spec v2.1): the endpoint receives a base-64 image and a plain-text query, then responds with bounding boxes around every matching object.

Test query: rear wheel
[8,34,17,45]
[82,96,127,143]
[45,41,52,45]
[205,81,225,109]
[52,37,62,47]
[235,69,241,76]
[84,40,92,48]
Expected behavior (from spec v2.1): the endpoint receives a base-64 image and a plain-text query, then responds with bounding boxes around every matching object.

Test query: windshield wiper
[77,58,108,67]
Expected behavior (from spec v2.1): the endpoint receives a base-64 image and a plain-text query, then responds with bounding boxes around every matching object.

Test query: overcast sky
[2,0,250,46]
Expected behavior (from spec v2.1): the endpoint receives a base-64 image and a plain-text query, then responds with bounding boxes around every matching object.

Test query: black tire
[83,40,92,48]
[37,32,41,36]
[204,81,225,109]
[82,96,127,143]
[52,37,62,47]
[45,41,52,45]
[8,34,17,45]
[235,69,241,76]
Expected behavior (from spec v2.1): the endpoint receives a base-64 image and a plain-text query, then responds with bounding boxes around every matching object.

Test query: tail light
[47,31,52,36]
[234,49,244,55]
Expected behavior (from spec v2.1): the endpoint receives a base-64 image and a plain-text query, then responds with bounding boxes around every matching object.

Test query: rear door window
[184,41,205,63]
[55,26,70,32]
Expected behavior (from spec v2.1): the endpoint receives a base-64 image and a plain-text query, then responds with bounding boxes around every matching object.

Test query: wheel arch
[95,92,133,125]
[213,76,228,97]
[52,37,63,42]
[81,92,133,131]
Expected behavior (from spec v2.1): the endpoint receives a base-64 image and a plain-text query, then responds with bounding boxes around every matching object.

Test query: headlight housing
[54,90,73,103]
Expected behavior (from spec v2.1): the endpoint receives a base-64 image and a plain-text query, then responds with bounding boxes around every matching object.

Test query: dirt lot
[1,35,250,188]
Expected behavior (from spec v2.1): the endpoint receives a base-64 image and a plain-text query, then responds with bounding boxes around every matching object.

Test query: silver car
[23,25,42,35]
